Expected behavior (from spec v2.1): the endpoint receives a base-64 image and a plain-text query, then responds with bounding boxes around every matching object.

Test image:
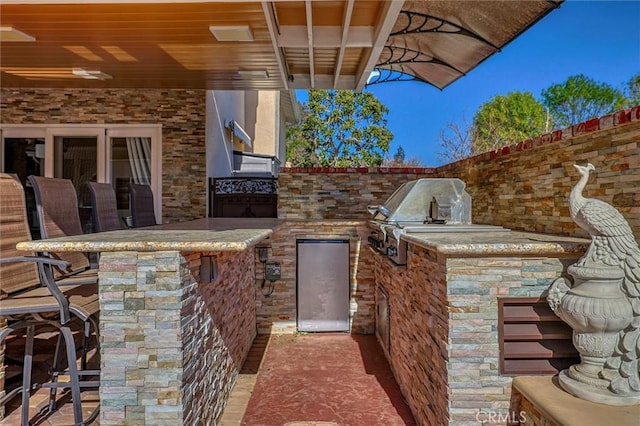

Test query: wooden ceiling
[0,1,562,92]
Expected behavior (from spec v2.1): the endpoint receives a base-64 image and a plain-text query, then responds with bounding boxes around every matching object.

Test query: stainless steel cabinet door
[297,239,350,332]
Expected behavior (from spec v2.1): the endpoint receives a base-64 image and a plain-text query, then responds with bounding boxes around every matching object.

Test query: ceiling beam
[261,1,289,90]
[289,73,356,90]
[305,0,314,89]
[278,26,372,48]
[333,0,354,89]
[354,0,404,91]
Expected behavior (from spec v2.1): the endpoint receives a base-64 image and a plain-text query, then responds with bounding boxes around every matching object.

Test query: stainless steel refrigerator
[296,239,350,332]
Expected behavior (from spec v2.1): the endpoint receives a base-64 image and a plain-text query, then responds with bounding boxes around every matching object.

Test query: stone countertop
[402,230,590,257]
[17,218,280,252]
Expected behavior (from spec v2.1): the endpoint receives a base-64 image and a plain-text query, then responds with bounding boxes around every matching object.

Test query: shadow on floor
[352,334,416,425]
[1,319,99,425]
[240,333,272,374]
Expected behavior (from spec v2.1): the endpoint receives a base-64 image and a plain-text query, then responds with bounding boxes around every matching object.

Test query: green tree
[382,145,424,166]
[286,90,393,167]
[541,74,627,129]
[624,72,640,107]
[473,91,546,153]
[393,146,405,164]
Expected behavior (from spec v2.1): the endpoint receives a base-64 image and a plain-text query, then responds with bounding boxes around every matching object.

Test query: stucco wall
[0,88,207,224]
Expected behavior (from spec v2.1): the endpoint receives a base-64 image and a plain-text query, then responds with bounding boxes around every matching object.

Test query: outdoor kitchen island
[372,228,592,425]
[16,218,281,425]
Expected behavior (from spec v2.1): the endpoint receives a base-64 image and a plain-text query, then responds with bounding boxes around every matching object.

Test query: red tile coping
[438,104,640,171]
[281,166,437,174]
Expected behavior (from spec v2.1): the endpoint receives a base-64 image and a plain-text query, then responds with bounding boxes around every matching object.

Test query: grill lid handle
[367,204,391,219]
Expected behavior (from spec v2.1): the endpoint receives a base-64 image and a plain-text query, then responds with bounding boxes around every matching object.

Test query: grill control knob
[387,246,397,257]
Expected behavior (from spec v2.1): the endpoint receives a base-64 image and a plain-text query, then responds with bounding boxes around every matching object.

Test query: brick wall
[98,249,255,425]
[255,221,375,334]
[3,90,635,236]
[375,243,581,425]
[0,88,207,224]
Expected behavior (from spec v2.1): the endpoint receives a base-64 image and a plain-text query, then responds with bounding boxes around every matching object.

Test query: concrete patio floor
[222,333,416,426]
[1,331,414,425]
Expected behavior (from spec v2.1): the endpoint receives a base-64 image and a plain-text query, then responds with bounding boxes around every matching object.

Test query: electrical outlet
[265,262,281,281]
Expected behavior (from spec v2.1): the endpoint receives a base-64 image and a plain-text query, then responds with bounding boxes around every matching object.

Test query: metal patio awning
[370,0,563,89]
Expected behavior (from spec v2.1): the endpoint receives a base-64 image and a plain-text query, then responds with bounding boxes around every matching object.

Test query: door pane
[110,137,152,226]
[54,136,97,232]
[3,137,45,237]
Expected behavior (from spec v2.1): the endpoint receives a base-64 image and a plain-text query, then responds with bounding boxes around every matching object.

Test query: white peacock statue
[569,163,640,288]
[548,162,640,403]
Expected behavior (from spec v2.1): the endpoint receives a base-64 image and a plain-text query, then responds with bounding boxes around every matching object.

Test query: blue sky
[297,0,640,166]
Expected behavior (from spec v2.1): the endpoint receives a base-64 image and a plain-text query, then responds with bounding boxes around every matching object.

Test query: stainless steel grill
[368,178,509,265]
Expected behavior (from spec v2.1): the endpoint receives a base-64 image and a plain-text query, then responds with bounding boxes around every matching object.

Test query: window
[1,124,162,231]
[107,128,161,223]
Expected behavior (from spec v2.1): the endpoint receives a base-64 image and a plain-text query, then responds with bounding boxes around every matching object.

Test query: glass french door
[48,129,103,232]
[1,129,47,236]
[106,127,161,227]
[1,124,162,235]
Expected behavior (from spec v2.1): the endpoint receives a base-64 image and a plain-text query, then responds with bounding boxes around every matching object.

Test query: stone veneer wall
[437,115,640,237]
[0,318,4,419]
[0,88,207,224]
[255,221,375,334]
[513,393,560,426]
[374,244,580,425]
[277,168,437,219]
[98,249,255,425]
[375,245,449,423]
[278,110,639,235]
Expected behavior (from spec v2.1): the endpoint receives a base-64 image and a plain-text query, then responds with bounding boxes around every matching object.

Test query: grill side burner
[368,178,509,265]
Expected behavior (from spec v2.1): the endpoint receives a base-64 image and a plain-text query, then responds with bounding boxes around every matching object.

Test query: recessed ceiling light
[0,26,36,42]
[238,70,269,79]
[72,68,112,80]
[2,67,76,79]
[209,25,254,42]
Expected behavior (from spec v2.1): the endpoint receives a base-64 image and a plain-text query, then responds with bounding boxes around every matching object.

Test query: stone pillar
[98,249,257,425]
[99,251,186,425]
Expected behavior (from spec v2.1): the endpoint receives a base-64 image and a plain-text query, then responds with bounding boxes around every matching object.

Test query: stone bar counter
[17,218,281,425]
[372,229,593,425]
